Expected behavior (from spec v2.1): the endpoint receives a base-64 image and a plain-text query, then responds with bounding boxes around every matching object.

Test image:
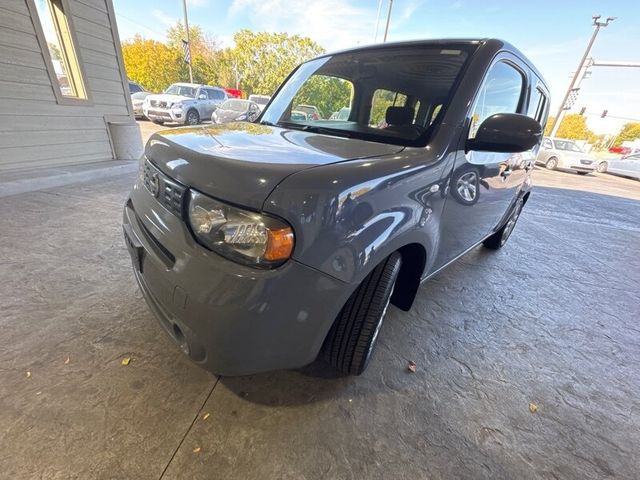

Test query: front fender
[263,148,455,285]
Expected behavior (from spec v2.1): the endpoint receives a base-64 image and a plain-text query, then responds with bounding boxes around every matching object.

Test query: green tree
[219,30,324,95]
[121,35,183,92]
[614,122,640,147]
[166,22,222,85]
[544,114,593,140]
[294,74,352,119]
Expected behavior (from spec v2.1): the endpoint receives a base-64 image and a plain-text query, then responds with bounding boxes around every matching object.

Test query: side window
[287,74,353,122]
[542,138,552,149]
[31,0,87,100]
[369,89,408,128]
[469,62,524,137]
[527,86,548,123]
[205,89,216,100]
[213,90,226,101]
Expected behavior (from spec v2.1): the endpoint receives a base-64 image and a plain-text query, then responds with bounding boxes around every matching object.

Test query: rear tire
[323,252,402,375]
[545,157,558,170]
[483,198,524,250]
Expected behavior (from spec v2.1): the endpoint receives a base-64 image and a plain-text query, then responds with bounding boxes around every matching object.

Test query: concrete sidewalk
[1,170,639,479]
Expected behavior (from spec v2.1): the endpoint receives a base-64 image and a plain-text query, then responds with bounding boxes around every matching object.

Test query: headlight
[188,190,294,267]
[171,102,183,110]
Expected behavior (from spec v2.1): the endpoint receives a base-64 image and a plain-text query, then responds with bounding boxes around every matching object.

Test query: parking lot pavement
[1,167,639,479]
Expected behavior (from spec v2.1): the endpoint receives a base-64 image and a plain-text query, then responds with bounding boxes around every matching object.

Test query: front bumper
[122,179,350,376]
[143,107,185,124]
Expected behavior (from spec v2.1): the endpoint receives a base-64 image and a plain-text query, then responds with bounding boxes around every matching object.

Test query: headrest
[385,106,414,125]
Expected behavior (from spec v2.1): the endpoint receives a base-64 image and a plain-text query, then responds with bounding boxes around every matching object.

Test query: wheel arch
[390,242,427,311]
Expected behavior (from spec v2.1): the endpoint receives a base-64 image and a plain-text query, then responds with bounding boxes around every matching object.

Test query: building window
[32,0,87,100]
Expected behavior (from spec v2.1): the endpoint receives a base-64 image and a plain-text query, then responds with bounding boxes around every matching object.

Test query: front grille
[149,100,168,108]
[580,159,593,165]
[142,159,186,217]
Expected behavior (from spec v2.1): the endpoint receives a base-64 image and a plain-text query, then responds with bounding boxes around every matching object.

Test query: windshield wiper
[299,125,352,138]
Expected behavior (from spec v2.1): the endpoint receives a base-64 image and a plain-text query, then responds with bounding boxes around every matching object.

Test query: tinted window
[527,87,547,122]
[207,89,225,100]
[129,82,143,93]
[469,62,524,137]
[370,89,408,127]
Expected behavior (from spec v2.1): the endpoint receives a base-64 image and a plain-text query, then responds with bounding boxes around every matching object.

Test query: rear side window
[527,87,548,123]
[369,89,408,127]
[208,89,225,100]
[469,61,524,137]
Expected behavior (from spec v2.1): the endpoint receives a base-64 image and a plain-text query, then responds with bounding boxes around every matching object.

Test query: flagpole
[182,0,193,83]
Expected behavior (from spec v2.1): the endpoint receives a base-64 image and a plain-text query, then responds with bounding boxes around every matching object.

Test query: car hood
[146,122,404,209]
[146,93,193,104]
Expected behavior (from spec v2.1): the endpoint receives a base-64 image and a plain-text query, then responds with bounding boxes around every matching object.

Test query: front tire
[323,252,402,375]
[597,161,608,173]
[483,198,524,250]
[545,157,558,170]
[186,109,200,125]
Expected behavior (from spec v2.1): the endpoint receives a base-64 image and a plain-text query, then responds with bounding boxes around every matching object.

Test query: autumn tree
[219,30,325,95]
[544,114,593,140]
[614,122,640,147]
[166,22,222,85]
[121,36,183,92]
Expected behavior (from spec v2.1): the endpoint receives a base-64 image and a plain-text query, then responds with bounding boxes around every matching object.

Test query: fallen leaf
[121,357,131,366]
[26,371,31,378]
[407,361,417,373]
[193,447,201,453]
[529,402,538,413]
[64,356,70,364]
[202,413,210,421]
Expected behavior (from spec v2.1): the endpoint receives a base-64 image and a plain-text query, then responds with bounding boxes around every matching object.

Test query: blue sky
[113,0,640,135]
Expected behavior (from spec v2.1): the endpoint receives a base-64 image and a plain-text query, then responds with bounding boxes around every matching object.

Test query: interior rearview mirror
[467,113,542,153]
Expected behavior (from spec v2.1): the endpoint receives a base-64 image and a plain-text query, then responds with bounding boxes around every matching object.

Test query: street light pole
[383,0,393,43]
[550,15,615,137]
[182,0,193,83]
[374,0,383,42]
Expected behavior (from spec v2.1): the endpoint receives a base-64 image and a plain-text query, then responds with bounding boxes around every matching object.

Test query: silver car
[131,91,152,119]
[536,137,595,174]
[143,83,227,125]
[597,153,640,180]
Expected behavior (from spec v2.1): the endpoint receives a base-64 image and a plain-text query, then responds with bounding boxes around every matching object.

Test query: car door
[432,57,528,270]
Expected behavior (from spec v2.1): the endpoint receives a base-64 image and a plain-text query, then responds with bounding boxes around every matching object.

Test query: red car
[609,146,632,155]
[224,88,244,99]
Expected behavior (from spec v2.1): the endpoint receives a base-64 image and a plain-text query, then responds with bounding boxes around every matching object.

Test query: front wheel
[322,252,402,375]
[185,109,200,125]
[597,161,608,173]
[545,157,558,170]
[483,198,524,250]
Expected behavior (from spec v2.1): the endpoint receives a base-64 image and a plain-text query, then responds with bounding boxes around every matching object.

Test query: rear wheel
[545,157,558,170]
[323,252,402,375]
[483,198,524,250]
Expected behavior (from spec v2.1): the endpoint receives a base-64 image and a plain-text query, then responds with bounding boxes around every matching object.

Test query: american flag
[182,40,191,65]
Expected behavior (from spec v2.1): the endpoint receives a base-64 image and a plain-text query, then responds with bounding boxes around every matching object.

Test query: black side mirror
[467,113,542,153]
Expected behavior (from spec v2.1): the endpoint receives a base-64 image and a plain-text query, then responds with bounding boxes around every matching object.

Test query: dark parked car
[211,99,261,124]
[123,39,548,376]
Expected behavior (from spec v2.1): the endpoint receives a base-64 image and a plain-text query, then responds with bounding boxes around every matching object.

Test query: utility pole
[550,15,615,137]
[374,0,383,42]
[383,0,394,43]
[182,0,193,83]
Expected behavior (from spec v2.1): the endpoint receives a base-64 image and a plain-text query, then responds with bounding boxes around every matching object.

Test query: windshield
[131,91,149,100]
[554,140,583,152]
[221,99,250,112]
[164,84,196,98]
[261,45,471,145]
[250,95,270,105]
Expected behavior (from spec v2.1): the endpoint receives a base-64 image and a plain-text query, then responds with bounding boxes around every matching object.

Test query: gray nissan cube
[123,39,549,376]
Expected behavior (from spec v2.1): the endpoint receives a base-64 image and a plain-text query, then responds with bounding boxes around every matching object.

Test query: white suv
[144,83,227,125]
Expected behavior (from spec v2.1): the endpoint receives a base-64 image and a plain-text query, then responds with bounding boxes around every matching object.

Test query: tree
[121,36,183,92]
[166,22,222,85]
[219,30,325,95]
[544,114,593,140]
[613,122,640,147]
